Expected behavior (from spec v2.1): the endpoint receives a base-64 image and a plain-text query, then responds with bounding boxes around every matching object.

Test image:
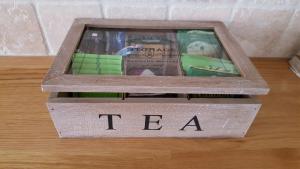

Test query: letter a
[180,115,202,131]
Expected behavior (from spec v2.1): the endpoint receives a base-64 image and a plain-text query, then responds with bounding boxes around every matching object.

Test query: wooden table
[0,57,299,169]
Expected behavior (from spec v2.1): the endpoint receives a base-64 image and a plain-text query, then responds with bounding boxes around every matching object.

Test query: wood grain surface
[0,57,299,169]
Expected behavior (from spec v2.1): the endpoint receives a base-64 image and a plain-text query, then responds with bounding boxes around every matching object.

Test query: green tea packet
[73,92,121,98]
[181,54,240,77]
[72,53,123,75]
[177,30,223,58]
[71,53,123,97]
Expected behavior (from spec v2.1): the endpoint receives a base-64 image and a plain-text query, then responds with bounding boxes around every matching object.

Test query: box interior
[56,92,250,99]
[59,26,247,98]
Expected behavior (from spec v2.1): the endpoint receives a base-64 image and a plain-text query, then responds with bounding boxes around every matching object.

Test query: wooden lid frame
[42,19,269,95]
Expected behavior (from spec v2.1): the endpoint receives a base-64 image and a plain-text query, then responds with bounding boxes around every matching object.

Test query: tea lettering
[143,115,162,130]
[98,114,203,131]
[98,114,121,130]
[180,115,202,131]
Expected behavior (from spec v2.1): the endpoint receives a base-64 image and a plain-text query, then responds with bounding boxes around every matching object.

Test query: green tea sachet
[181,54,240,77]
[71,53,123,97]
[177,30,222,58]
[73,92,121,98]
[72,53,123,75]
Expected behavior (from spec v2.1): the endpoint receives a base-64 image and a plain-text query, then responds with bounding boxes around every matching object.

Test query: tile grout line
[165,0,171,20]
[165,5,169,20]
[32,1,51,56]
[166,0,172,20]
[99,0,106,19]
[229,0,242,24]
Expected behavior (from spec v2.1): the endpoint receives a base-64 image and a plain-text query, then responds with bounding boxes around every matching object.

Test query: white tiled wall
[0,0,299,57]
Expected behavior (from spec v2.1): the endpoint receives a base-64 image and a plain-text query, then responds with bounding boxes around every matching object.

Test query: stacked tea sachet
[181,55,240,77]
[72,53,122,75]
[177,30,240,77]
[71,53,122,97]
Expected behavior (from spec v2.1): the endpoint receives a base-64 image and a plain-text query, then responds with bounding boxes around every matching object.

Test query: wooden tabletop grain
[0,57,299,169]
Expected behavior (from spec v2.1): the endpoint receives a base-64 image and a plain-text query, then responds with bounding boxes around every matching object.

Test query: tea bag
[124,31,179,76]
[181,54,240,77]
[71,53,123,98]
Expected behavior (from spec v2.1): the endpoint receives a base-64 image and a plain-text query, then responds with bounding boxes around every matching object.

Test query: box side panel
[47,100,261,138]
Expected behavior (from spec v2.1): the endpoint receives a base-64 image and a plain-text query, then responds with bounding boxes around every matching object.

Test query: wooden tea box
[42,19,269,138]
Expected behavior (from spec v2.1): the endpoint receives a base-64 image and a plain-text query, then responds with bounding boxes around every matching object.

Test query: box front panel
[48,101,260,138]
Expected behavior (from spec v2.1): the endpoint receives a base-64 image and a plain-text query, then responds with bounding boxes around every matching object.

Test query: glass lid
[68,27,240,78]
[42,19,269,95]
